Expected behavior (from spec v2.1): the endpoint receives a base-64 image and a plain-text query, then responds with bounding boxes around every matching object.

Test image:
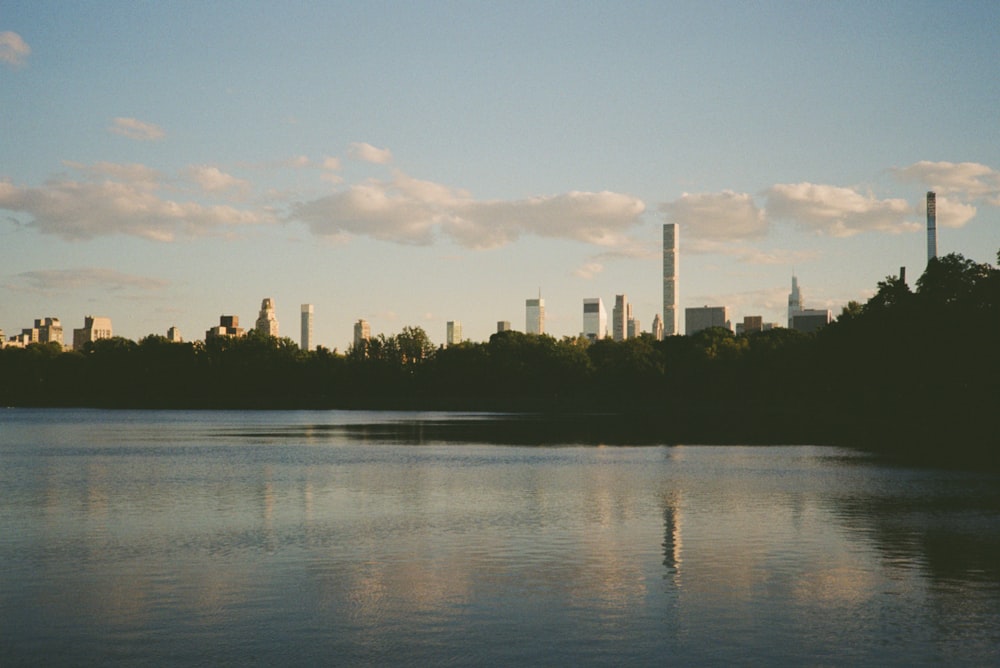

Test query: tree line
[2,252,997,459]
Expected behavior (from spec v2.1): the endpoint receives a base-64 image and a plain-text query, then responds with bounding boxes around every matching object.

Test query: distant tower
[446,321,462,346]
[526,293,545,335]
[612,294,629,341]
[497,320,511,333]
[300,304,314,351]
[663,224,679,336]
[166,326,182,343]
[652,313,664,341]
[582,297,607,341]
[255,298,279,337]
[926,191,937,263]
[353,319,370,347]
[788,276,803,329]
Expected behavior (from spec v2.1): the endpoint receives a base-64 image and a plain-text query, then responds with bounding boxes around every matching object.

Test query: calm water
[1,408,998,666]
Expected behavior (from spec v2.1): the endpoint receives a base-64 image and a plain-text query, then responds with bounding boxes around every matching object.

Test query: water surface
[2,408,998,665]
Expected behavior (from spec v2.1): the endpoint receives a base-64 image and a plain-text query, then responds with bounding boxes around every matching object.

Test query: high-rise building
[526,295,544,335]
[166,326,182,343]
[353,319,371,347]
[742,315,763,334]
[627,314,639,339]
[255,298,279,337]
[651,313,664,341]
[927,191,937,264]
[791,310,832,333]
[685,306,730,335]
[33,317,64,349]
[300,304,314,351]
[73,316,112,351]
[663,224,679,336]
[497,320,511,333]
[788,276,803,328]
[446,321,462,346]
[206,315,244,340]
[582,298,607,342]
[612,294,629,341]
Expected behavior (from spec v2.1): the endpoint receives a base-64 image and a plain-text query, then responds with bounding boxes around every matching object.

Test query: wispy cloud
[0,162,272,241]
[109,117,165,141]
[684,238,821,265]
[292,170,645,249]
[765,183,917,237]
[12,268,169,292]
[347,142,393,164]
[892,160,1000,202]
[183,165,251,197]
[0,31,30,68]
[573,261,604,279]
[660,190,767,240]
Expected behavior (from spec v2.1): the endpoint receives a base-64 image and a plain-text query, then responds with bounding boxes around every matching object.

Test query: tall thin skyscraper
[788,276,803,329]
[526,294,545,335]
[663,224,679,336]
[300,304,313,351]
[926,191,937,263]
[582,297,607,341]
[612,294,629,341]
[446,321,462,346]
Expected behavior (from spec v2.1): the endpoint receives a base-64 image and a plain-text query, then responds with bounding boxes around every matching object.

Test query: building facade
[685,306,730,335]
[497,320,511,333]
[206,315,245,340]
[651,313,664,341]
[353,319,371,347]
[446,321,462,346]
[34,318,64,349]
[300,304,313,351]
[73,316,112,351]
[791,310,831,333]
[166,326,183,343]
[582,298,607,342]
[255,298,279,337]
[526,297,544,335]
[927,191,937,264]
[612,294,629,341]
[663,223,679,336]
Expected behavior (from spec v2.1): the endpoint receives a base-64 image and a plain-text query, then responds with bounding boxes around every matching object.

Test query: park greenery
[2,252,997,459]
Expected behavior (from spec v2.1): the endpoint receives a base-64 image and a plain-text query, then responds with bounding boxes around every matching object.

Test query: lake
[1,408,998,666]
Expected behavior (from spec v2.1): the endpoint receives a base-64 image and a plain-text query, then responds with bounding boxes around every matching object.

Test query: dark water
[1,408,998,666]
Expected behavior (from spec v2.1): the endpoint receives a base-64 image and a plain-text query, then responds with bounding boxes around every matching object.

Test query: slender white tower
[663,223,679,336]
[926,191,937,264]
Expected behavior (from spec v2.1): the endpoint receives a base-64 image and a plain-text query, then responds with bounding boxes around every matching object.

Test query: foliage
[1,252,997,461]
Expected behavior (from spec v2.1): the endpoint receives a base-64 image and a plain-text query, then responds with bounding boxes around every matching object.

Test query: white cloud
[933,195,977,229]
[765,183,917,237]
[109,117,165,141]
[13,268,169,292]
[292,171,645,249]
[0,31,30,68]
[184,165,251,196]
[573,261,604,279]
[892,160,1000,200]
[659,191,767,240]
[0,167,272,242]
[347,142,393,164]
[322,156,342,170]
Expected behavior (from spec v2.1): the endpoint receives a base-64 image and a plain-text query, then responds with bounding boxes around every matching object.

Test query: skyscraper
[300,304,313,351]
[353,319,370,347]
[788,276,803,328]
[685,306,730,335]
[612,294,629,341]
[651,313,664,341]
[927,191,937,263]
[446,321,462,346]
[255,298,279,337]
[582,297,607,341]
[663,224,679,336]
[526,295,544,335]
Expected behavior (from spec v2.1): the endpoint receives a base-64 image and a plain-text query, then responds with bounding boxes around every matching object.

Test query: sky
[3,1,1000,350]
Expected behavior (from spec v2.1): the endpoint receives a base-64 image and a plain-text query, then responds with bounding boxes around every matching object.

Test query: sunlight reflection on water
[1,408,999,666]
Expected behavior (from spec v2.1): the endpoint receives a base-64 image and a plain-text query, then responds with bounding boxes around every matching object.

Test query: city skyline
[3,3,1000,351]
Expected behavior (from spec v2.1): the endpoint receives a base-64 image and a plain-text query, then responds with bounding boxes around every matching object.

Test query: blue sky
[3,1,999,349]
